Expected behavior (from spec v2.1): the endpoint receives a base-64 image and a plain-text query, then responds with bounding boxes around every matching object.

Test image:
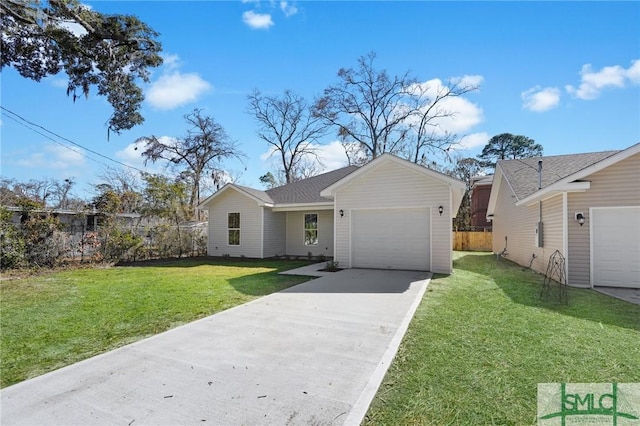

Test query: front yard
[364,252,640,425]
[0,259,311,388]
[2,253,638,423]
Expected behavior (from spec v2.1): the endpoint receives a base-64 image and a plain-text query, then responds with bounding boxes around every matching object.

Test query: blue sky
[1,1,639,201]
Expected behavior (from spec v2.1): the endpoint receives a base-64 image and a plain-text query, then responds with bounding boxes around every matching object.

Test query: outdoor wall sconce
[438,205,444,216]
[339,209,344,217]
[575,212,585,226]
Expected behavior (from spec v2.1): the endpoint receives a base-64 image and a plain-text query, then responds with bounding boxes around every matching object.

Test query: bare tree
[405,79,480,164]
[97,166,142,195]
[136,109,242,218]
[50,178,75,209]
[247,89,328,184]
[313,52,416,161]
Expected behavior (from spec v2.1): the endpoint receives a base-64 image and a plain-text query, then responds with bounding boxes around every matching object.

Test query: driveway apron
[1,269,430,425]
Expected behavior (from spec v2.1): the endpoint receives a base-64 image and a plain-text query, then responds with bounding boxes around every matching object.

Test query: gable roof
[198,165,358,208]
[320,153,466,197]
[487,142,640,215]
[498,150,620,201]
[320,153,467,215]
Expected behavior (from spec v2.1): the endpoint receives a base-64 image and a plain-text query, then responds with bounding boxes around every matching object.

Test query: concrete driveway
[1,268,431,426]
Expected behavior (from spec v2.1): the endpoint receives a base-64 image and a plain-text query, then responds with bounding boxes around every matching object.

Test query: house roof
[470,175,494,188]
[198,165,358,208]
[265,166,359,204]
[497,150,620,201]
[487,142,640,216]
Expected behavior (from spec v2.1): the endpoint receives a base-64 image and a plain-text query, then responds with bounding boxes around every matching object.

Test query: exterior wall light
[575,212,585,226]
[339,209,344,217]
[438,205,444,216]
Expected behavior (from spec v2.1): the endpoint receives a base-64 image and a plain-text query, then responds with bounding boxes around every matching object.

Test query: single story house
[198,154,466,273]
[487,142,640,289]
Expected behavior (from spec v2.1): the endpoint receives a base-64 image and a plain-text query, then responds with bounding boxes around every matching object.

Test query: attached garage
[352,208,430,271]
[591,207,640,288]
[320,154,466,274]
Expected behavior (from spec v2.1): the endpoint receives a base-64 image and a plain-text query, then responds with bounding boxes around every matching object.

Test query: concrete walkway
[594,287,640,305]
[1,269,431,426]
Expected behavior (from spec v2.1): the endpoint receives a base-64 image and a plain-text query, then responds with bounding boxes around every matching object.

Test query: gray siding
[333,161,452,273]
[285,210,334,257]
[492,176,564,276]
[263,208,286,258]
[207,189,262,258]
[567,153,640,287]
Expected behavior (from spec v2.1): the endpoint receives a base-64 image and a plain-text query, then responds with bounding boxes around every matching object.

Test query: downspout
[538,160,543,223]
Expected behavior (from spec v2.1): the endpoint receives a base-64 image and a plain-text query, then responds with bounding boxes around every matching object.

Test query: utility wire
[1,106,148,174]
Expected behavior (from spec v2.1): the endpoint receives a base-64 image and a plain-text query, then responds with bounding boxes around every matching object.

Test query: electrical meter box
[535,222,544,248]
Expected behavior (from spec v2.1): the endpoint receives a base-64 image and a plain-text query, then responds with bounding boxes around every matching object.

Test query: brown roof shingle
[498,150,620,200]
[265,165,359,204]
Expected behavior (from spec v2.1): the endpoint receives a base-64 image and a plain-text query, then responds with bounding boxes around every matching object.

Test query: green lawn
[0,259,311,388]
[365,252,640,425]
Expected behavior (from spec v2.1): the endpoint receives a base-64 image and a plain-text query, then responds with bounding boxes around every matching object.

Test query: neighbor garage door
[352,208,430,271]
[592,207,640,288]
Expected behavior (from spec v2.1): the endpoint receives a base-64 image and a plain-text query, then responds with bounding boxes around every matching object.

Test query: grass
[364,252,640,425]
[0,258,311,388]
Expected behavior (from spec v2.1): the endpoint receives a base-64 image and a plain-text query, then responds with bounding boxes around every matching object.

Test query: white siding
[491,177,564,277]
[333,161,452,273]
[285,210,334,257]
[567,153,640,287]
[263,208,286,258]
[206,189,262,258]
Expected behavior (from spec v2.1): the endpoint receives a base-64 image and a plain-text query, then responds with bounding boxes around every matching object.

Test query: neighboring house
[469,175,493,229]
[198,154,466,273]
[487,142,640,289]
[3,206,153,231]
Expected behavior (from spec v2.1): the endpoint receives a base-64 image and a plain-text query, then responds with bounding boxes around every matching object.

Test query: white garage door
[592,207,640,288]
[352,208,430,271]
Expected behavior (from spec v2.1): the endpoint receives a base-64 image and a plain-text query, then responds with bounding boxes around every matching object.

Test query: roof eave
[272,202,335,212]
[515,181,591,207]
[197,184,273,209]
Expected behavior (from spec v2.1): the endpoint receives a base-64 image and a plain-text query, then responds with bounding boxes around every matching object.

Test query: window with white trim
[304,213,318,246]
[228,212,240,245]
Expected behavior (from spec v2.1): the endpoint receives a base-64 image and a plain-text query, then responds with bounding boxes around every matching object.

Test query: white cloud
[455,132,490,151]
[566,59,639,100]
[521,86,561,112]
[315,141,350,170]
[450,74,484,88]
[280,1,298,17]
[259,140,349,174]
[161,53,181,71]
[147,71,211,110]
[243,10,274,29]
[625,59,640,84]
[17,144,85,170]
[407,78,484,135]
[115,139,174,173]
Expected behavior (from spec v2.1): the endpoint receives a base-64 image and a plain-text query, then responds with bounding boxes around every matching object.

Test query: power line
[1,106,148,174]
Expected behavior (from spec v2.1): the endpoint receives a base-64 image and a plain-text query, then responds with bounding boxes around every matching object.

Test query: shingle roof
[265,165,359,204]
[234,184,274,204]
[498,150,620,200]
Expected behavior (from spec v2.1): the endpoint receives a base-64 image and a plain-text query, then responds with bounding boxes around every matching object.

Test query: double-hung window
[304,213,318,246]
[228,212,240,245]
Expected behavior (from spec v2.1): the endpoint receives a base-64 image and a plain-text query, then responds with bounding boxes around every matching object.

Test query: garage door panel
[592,207,640,288]
[352,208,430,271]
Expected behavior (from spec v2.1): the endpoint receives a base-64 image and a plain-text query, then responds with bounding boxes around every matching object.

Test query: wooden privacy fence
[453,231,493,252]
